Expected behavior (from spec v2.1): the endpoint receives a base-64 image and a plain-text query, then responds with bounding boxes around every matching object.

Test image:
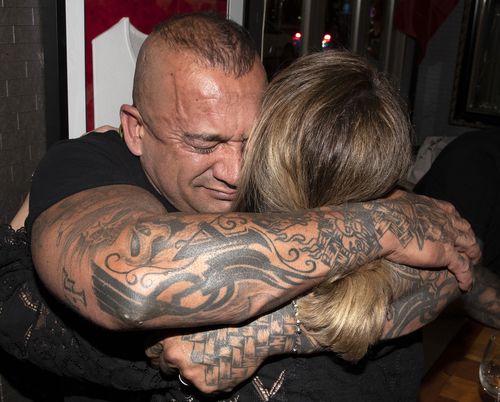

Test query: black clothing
[26,131,177,235]
[0,224,183,401]
[415,129,500,273]
[1,131,423,401]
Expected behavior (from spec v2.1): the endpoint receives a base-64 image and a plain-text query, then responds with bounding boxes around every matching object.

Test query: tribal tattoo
[384,265,459,339]
[32,185,477,330]
[384,263,500,339]
[169,302,320,390]
[460,266,500,329]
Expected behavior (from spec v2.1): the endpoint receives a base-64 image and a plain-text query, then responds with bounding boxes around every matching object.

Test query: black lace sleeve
[0,224,175,392]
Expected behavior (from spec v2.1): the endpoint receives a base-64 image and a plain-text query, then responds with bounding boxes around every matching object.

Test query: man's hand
[145,303,320,394]
[460,265,500,329]
[374,190,481,291]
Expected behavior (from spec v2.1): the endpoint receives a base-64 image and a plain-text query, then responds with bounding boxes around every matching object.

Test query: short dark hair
[152,11,259,77]
[132,12,260,107]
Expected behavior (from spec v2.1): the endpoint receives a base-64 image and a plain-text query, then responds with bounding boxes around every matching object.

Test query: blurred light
[322,33,332,49]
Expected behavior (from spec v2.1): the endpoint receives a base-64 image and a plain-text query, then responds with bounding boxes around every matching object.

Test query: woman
[235,49,412,362]
[158,50,496,401]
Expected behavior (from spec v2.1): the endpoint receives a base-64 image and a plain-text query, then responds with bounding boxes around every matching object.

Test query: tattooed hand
[145,303,320,394]
[372,190,481,291]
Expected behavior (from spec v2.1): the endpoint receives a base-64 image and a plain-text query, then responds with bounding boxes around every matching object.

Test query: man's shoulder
[48,129,124,154]
[27,130,148,234]
[38,130,138,175]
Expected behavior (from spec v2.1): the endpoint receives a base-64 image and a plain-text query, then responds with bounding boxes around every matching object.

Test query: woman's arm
[9,194,29,230]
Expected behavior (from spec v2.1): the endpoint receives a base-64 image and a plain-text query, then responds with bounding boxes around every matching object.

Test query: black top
[27,130,177,236]
[1,131,423,401]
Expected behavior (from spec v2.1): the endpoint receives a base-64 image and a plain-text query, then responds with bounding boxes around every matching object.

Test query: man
[1,12,478,401]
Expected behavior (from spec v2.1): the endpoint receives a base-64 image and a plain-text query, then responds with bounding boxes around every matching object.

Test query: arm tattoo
[460,266,500,328]
[63,268,87,308]
[252,208,382,272]
[34,185,459,329]
[369,195,453,249]
[34,186,387,327]
[384,264,500,338]
[180,303,321,388]
[384,265,459,339]
[91,215,323,325]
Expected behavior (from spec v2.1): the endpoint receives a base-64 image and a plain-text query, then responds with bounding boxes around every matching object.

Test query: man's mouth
[204,188,237,201]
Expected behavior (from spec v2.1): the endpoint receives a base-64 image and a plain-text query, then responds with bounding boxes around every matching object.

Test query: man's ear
[120,104,144,156]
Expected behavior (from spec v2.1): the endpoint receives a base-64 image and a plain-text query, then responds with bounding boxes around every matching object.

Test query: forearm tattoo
[384,264,500,338]
[367,193,455,249]
[461,266,500,328]
[384,266,459,338]
[179,303,320,388]
[63,268,87,307]
[33,186,453,328]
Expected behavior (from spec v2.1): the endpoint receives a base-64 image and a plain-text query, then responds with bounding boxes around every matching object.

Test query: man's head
[121,13,267,213]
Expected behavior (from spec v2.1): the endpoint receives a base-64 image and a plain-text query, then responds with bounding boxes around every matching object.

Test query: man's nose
[212,145,242,189]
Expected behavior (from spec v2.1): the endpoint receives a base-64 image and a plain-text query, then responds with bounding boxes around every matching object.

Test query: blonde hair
[235,50,412,361]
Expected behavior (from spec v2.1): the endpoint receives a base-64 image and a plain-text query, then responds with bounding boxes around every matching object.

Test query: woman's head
[235,50,412,212]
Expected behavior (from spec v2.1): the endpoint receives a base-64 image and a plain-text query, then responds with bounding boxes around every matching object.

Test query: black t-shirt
[415,129,500,271]
[27,130,177,236]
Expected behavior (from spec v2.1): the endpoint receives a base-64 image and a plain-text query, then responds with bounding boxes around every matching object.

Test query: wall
[0,0,46,225]
[411,0,472,144]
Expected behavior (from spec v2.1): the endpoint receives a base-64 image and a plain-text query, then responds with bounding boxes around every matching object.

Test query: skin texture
[31,47,479,333]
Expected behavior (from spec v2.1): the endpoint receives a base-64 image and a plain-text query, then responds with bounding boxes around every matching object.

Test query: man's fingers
[432,198,458,215]
[447,252,473,292]
[159,355,178,376]
[90,125,117,134]
[145,341,178,375]
[433,198,482,264]
[457,241,482,264]
[450,215,482,263]
[145,341,163,359]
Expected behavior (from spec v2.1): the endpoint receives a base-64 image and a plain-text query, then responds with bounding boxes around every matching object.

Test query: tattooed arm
[146,302,321,394]
[149,265,498,394]
[31,185,479,330]
[383,264,500,339]
[454,266,500,329]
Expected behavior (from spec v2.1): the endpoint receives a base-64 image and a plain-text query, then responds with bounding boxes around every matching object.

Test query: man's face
[137,51,267,213]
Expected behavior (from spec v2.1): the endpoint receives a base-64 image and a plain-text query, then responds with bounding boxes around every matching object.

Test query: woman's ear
[120,104,144,156]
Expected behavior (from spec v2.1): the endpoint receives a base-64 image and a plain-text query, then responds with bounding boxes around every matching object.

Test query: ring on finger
[179,374,190,387]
